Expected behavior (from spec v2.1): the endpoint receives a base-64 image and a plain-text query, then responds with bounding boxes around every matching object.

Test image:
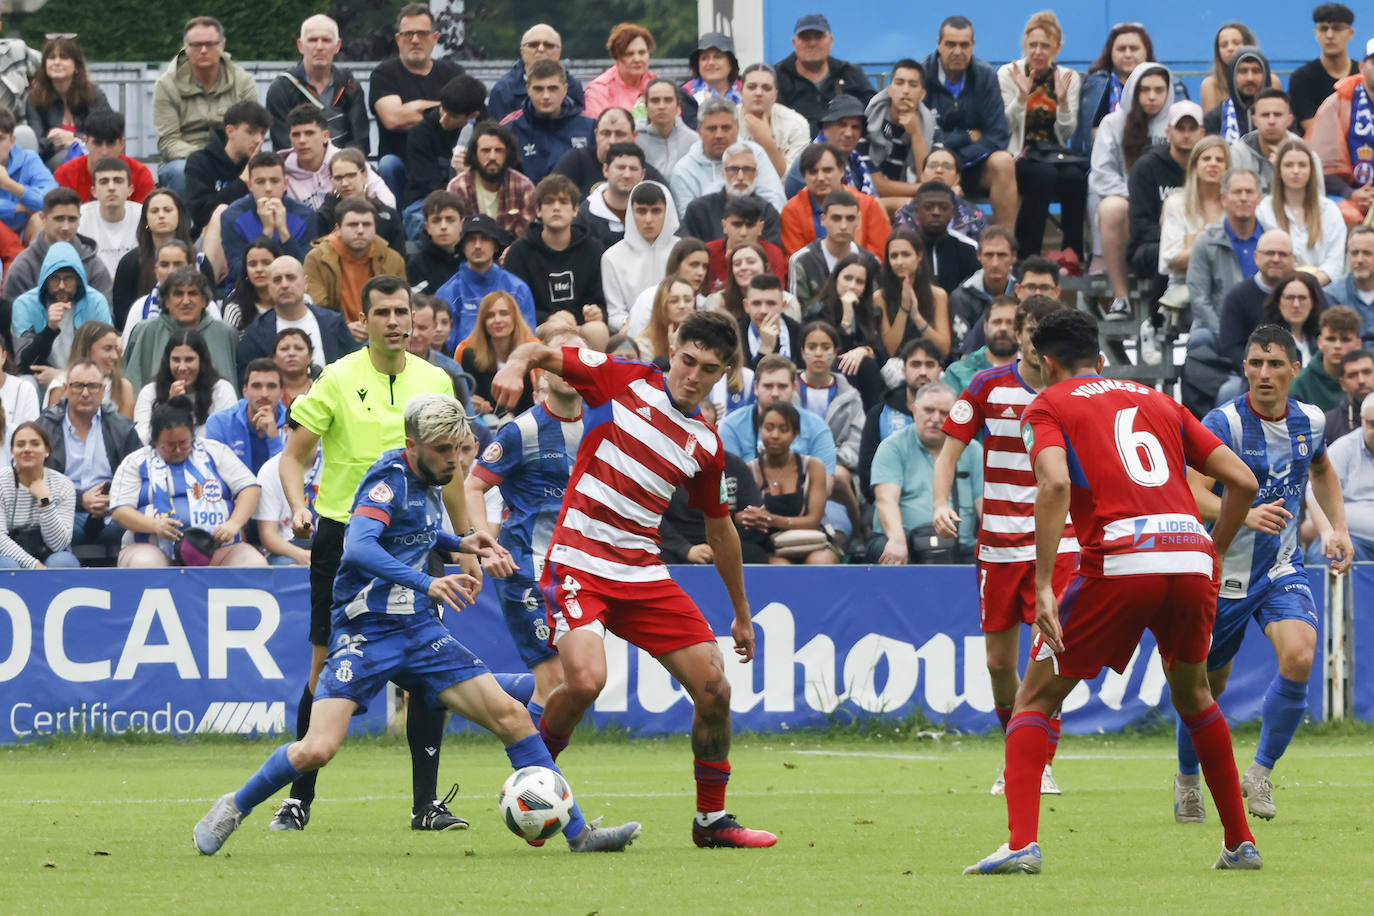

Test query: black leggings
[1014,158,1087,258]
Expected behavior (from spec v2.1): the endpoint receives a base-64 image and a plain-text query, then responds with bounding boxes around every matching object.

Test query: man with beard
[680,143,783,244]
[1326,349,1374,440]
[941,295,1018,395]
[10,242,112,386]
[447,122,535,241]
[1204,47,1272,144]
[933,294,1074,796]
[670,98,786,218]
[575,142,646,248]
[856,338,941,497]
[870,380,982,563]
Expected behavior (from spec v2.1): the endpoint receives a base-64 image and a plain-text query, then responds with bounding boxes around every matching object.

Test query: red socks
[694,758,730,814]
[1046,717,1061,764]
[537,716,571,762]
[1004,712,1054,849]
[995,705,1013,732]
[1181,703,1254,849]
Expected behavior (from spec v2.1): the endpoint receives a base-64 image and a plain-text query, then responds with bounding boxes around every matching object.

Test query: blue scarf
[1349,82,1374,187]
[143,441,237,557]
[684,77,741,106]
[1108,72,1124,113]
[812,130,876,196]
[1221,99,1241,144]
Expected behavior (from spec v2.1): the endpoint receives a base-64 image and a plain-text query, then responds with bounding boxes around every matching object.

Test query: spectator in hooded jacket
[600,181,680,333]
[12,240,112,387]
[183,100,269,237]
[1203,45,1273,144]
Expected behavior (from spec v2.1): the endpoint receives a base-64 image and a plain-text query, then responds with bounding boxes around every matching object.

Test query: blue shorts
[315,613,488,715]
[1207,573,1317,671]
[493,570,559,669]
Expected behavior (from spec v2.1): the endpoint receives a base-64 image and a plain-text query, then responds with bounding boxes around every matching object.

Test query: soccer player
[465,327,586,721]
[965,309,1265,875]
[194,394,640,856]
[271,275,510,833]
[932,294,1075,795]
[1175,325,1353,822]
[490,311,778,848]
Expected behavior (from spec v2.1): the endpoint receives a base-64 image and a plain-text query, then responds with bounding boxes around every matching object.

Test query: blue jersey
[1203,396,1327,599]
[330,448,461,625]
[472,403,583,574]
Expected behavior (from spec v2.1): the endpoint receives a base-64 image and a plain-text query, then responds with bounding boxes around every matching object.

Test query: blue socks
[505,733,586,838]
[1255,675,1308,769]
[527,700,545,726]
[494,672,536,705]
[234,744,303,816]
[1176,716,1200,775]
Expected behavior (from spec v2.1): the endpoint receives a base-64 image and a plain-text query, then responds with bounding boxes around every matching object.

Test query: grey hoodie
[1204,47,1270,140]
[863,89,936,183]
[1089,64,1176,202]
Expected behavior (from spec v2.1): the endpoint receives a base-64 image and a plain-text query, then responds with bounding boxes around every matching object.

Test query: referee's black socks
[408,702,447,811]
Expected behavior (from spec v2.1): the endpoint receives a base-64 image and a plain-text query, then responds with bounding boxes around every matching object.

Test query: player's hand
[1324,528,1354,575]
[1034,585,1064,655]
[290,506,314,539]
[730,615,755,662]
[686,543,713,564]
[879,536,908,565]
[463,530,517,577]
[1244,499,1291,535]
[931,505,961,540]
[491,362,528,409]
[428,573,479,612]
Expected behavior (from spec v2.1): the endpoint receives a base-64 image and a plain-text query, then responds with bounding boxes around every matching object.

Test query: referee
[272,275,495,832]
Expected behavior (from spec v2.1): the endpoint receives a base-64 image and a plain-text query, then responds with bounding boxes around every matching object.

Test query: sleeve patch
[578,347,607,367]
[481,441,503,464]
[950,399,974,425]
[368,481,394,503]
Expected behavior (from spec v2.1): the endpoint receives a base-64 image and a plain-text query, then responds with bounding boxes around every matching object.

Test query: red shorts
[977,554,1078,633]
[1031,573,1219,680]
[540,561,716,657]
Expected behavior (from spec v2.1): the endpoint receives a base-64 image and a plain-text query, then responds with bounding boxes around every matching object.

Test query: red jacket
[53,154,155,204]
[705,238,786,293]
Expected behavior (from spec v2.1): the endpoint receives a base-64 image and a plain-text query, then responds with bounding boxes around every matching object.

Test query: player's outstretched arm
[931,436,968,539]
[704,512,754,662]
[1030,446,1071,654]
[1200,444,1259,559]
[491,341,563,409]
[281,425,322,537]
[1307,455,1354,573]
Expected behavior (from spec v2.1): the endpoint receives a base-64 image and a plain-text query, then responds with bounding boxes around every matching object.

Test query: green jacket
[124,311,239,392]
[153,50,257,161]
[1291,356,1343,413]
[942,347,993,395]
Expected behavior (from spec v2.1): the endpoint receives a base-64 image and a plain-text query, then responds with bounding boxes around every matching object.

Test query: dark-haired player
[965,309,1264,874]
[194,394,640,856]
[1175,325,1351,822]
[492,310,778,848]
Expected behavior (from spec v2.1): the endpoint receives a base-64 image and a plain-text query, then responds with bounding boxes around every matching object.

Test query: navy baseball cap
[821,95,865,124]
[794,14,831,36]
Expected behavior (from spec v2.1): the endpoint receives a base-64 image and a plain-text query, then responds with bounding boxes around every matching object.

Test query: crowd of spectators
[0,3,1370,568]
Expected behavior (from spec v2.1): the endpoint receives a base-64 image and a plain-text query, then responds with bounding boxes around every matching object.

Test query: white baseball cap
[1167,100,1204,128]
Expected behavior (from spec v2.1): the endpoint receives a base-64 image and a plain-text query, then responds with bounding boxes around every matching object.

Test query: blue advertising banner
[1351,564,1374,721]
[0,565,1330,744]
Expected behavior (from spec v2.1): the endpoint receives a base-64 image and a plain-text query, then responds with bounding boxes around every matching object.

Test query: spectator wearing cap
[864,59,936,212]
[920,16,1016,228]
[683,33,741,109]
[1289,4,1358,133]
[737,63,811,178]
[1128,100,1204,292]
[1306,38,1374,226]
[435,214,535,348]
[499,58,596,186]
[583,23,657,120]
[304,197,407,330]
[446,120,536,241]
[637,78,698,178]
[783,95,876,198]
[774,14,875,136]
[485,24,585,123]
[669,97,786,218]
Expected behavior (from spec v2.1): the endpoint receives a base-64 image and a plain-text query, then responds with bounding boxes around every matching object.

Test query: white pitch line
[789,749,1374,762]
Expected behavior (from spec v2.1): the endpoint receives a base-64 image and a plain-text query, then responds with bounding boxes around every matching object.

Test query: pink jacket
[582,66,656,120]
[282,143,396,211]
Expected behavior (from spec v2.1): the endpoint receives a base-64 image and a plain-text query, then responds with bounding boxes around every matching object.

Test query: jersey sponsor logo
[1131,516,1205,549]
[356,388,368,402]
[1020,422,1034,451]
[579,348,607,367]
[949,399,974,424]
[368,481,394,503]
[482,442,503,463]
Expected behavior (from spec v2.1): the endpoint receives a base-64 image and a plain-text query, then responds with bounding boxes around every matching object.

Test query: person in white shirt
[0,335,39,465]
[1256,136,1346,285]
[78,158,142,276]
[254,442,321,565]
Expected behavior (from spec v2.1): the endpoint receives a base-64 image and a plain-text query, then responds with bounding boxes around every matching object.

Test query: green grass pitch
[4,729,1372,913]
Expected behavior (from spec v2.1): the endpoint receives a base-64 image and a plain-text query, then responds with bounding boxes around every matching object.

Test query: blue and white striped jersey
[1203,396,1326,599]
[471,403,584,575]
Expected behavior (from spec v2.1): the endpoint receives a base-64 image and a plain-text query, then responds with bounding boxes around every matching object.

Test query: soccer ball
[499,766,573,843]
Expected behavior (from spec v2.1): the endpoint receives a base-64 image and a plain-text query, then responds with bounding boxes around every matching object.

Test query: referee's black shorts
[308,517,348,646]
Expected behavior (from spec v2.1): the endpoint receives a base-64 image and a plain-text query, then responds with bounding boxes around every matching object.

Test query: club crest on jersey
[950,399,974,425]
[198,479,223,502]
[335,659,353,683]
[1020,423,1034,451]
[482,441,503,464]
[684,433,697,457]
[579,348,607,367]
[1297,435,1308,457]
[369,481,394,503]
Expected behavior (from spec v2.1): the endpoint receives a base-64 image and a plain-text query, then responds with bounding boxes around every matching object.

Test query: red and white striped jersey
[943,361,1078,563]
[1021,375,1221,578]
[545,347,728,582]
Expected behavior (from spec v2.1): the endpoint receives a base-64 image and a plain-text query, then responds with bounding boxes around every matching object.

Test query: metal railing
[89,58,694,162]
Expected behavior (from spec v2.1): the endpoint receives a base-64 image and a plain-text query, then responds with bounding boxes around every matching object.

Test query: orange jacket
[779,185,891,259]
[1306,73,1371,185]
